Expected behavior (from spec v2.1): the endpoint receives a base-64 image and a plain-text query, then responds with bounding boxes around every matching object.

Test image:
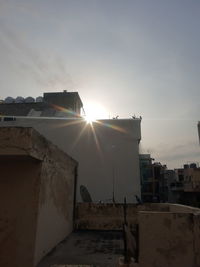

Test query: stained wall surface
[34,141,77,265]
[0,118,141,203]
[75,203,200,267]
[0,158,41,267]
[139,211,200,267]
[0,127,77,267]
[75,203,169,230]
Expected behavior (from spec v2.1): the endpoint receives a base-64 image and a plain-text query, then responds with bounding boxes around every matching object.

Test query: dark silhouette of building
[0,90,83,118]
[139,154,168,203]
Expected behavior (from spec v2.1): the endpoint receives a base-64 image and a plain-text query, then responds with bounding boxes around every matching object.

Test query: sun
[85,114,95,124]
[84,102,108,123]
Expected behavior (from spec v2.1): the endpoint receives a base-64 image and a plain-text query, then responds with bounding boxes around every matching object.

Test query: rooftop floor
[37,231,124,267]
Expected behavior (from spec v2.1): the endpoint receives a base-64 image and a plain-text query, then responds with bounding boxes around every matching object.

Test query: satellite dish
[80,185,92,203]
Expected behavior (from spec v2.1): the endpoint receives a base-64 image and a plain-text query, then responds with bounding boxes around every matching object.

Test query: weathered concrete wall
[0,127,77,267]
[194,213,200,266]
[0,117,141,203]
[169,203,200,213]
[139,211,200,267]
[76,203,138,230]
[0,158,41,267]
[75,203,200,266]
[75,203,169,230]
[34,141,77,265]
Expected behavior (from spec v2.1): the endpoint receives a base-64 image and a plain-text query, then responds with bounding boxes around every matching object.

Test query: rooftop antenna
[113,115,119,119]
[123,197,137,264]
[112,167,115,203]
[82,107,86,117]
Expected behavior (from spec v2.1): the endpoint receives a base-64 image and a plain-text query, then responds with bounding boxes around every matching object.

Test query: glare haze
[0,0,200,168]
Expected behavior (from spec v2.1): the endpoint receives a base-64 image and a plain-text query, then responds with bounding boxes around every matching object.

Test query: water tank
[190,163,197,169]
[36,96,43,102]
[4,97,14,103]
[15,96,24,103]
[25,97,35,103]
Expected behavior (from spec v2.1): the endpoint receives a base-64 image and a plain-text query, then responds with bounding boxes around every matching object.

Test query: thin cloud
[0,21,74,92]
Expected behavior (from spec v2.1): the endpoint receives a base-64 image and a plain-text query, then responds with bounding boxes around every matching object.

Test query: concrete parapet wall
[169,203,200,213]
[76,203,200,267]
[139,211,200,267]
[75,203,169,230]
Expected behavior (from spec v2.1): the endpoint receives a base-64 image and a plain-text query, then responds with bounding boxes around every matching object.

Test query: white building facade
[0,117,141,203]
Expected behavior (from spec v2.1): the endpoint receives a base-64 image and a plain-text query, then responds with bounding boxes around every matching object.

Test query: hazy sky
[0,0,199,168]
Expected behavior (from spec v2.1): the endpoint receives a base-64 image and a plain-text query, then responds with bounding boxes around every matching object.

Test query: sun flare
[84,102,108,123]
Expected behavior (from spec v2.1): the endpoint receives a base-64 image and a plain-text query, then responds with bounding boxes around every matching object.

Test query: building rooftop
[0,91,83,118]
[37,231,123,267]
